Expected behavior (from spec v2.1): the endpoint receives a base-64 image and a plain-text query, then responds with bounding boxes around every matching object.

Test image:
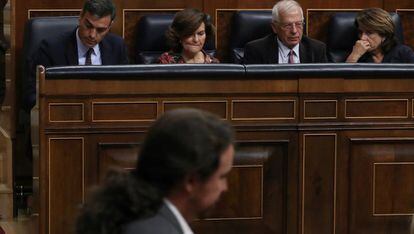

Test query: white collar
[277,37,300,58]
[164,199,194,234]
[76,28,99,58]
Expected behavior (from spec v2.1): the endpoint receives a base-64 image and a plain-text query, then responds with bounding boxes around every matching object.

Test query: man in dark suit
[76,109,235,234]
[26,0,128,110]
[244,0,327,64]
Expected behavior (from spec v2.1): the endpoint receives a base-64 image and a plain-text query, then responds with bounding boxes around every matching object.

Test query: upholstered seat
[327,12,404,62]
[22,16,78,110]
[135,14,216,64]
[228,10,273,64]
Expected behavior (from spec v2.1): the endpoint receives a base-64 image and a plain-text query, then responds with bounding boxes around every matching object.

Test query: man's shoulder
[123,204,182,234]
[245,33,274,48]
[123,213,181,234]
[102,32,126,45]
[40,29,74,47]
[301,36,326,49]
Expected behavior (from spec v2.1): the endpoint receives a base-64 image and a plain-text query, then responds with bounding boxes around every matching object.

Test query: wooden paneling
[302,134,337,234]
[163,100,228,119]
[349,138,414,234]
[49,103,84,122]
[97,143,139,182]
[345,99,408,119]
[92,101,158,122]
[38,66,414,234]
[303,99,337,120]
[396,10,414,50]
[48,137,84,234]
[374,163,414,215]
[193,141,290,234]
[385,0,414,11]
[231,99,296,121]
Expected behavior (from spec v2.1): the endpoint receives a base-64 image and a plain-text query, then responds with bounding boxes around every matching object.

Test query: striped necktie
[85,48,93,65]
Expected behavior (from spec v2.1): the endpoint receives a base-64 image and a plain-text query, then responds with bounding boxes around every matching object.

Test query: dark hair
[82,0,116,21]
[355,8,397,54]
[76,108,234,234]
[166,8,215,53]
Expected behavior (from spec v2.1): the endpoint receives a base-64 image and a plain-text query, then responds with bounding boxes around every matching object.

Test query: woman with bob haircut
[158,8,219,63]
[346,8,414,63]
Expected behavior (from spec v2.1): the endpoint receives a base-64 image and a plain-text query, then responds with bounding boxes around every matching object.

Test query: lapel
[99,37,110,65]
[160,204,184,234]
[66,29,79,65]
[268,34,279,64]
[299,38,307,63]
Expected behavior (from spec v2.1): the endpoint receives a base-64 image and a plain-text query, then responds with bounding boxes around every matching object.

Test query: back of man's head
[272,0,303,23]
[82,0,116,21]
[135,108,234,196]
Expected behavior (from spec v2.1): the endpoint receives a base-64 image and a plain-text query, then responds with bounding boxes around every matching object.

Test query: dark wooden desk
[37,64,414,234]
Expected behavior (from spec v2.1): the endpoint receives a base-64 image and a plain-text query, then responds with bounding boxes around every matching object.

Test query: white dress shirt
[76,28,102,65]
[277,37,300,64]
[164,199,194,234]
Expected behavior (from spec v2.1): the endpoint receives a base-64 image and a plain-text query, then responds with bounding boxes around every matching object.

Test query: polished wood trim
[91,101,158,122]
[203,164,264,221]
[48,137,84,234]
[48,102,84,123]
[345,98,409,119]
[231,99,296,121]
[372,162,414,216]
[162,100,228,120]
[302,133,337,234]
[27,9,81,19]
[303,99,338,120]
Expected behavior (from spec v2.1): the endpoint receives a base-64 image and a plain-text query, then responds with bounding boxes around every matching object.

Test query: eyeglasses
[278,21,305,31]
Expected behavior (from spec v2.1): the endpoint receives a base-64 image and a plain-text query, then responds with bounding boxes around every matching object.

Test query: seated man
[76,109,235,234]
[26,0,128,110]
[243,0,327,64]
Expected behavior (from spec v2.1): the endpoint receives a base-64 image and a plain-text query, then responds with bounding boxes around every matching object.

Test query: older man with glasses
[243,0,327,64]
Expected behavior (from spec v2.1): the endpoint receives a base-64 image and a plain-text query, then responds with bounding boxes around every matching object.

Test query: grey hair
[272,0,304,23]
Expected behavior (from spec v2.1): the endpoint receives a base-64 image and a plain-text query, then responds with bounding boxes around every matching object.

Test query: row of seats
[133,11,403,63]
[23,10,404,67]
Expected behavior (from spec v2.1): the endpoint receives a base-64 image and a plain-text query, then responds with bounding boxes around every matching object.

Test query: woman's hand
[346,40,370,62]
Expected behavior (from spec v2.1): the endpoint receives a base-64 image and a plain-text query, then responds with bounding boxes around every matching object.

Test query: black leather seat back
[22,16,78,110]
[229,10,273,64]
[327,12,404,62]
[23,16,79,63]
[135,13,216,64]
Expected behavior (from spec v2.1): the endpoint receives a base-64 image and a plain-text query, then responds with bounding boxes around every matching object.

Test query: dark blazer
[24,28,128,110]
[123,204,184,234]
[358,44,414,63]
[243,33,328,64]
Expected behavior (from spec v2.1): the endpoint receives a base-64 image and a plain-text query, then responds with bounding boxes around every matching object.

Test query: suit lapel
[269,34,279,64]
[299,40,308,63]
[100,38,110,65]
[66,30,79,65]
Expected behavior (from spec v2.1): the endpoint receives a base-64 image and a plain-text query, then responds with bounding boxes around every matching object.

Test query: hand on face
[352,39,371,57]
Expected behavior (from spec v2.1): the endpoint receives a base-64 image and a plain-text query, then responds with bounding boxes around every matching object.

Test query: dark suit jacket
[123,204,184,234]
[358,44,414,63]
[243,33,328,64]
[24,28,128,110]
